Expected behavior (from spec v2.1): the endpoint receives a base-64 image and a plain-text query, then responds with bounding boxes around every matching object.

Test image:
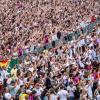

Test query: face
[70,83,73,87]
[35,84,40,89]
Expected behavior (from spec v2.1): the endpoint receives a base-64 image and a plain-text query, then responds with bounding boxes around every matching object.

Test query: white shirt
[98,78,100,85]
[34,88,43,96]
[78,39,85,47]
[80,21,87,28]
[85,85,93,99]
[57,89,68,100]
[1,69,8,79]
[67,86,76,97]
[97,95,100,100]
[52,34,58,41]
[0,77,3,84]
[50,94,58,100]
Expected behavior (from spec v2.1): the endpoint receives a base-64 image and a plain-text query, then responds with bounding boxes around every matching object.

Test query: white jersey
[57,89,68,100]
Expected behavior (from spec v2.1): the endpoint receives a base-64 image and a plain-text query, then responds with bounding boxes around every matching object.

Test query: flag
[0,59,9,68]
[7,58,19,73]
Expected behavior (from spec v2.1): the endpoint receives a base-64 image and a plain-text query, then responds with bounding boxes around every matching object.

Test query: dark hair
[41,89,48,96]
[32,90,37,94]
[60,85,64,89]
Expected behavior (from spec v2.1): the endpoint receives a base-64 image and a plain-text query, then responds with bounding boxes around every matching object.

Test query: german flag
[0,59,9,68]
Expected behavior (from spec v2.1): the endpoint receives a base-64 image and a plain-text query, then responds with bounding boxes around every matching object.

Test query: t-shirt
[11,68,17,78]
[50,94,58,100]
[34,88,43,96]
[19,93,28,100]
[78,39,85,47]
[80,21,87,28]
[57,89,68,100]
[67,86,76,97]
[52,34,57,41]
[85,85,93,99]
[96,95,100,100]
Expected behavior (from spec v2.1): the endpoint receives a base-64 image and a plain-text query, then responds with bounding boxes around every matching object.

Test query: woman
[80,89,88,100]
[49,88,57,100]
[41,89,48,100]
[94,85,100,100]
[3,87,11,100]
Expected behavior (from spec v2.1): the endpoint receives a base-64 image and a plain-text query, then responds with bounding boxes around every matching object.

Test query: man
[34,83,43,99]
[85,80,93,100]
[67,82,76,100]
[57,85,68,100]
[57,31,61,39]
[11,65,18,79]
[45,73,52,89]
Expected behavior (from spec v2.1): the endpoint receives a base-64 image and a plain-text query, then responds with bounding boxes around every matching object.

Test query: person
[45,73,52,89]
[0,79,3,99]
[94,85,100,100]
[57,31,62,39]
[67,82,76,100]
[11,65,18,79]
[85,80,93,100]
[41,89,48,100]
[57,85,68,100]
[0,0,100,99]
[33,83,43,99]
[7,48,19,73]
[74,85,80,100]
[80,89,88,100]
[28,90,37,100]
[4,87,11,100]
[49,88,58,100]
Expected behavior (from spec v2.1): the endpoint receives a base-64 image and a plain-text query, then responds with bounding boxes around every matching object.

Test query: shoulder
[57,91,61,95]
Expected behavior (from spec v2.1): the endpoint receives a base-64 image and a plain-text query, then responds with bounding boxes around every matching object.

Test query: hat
[86,61,91,65]
[26,90,32,94]
[5,93,11,100]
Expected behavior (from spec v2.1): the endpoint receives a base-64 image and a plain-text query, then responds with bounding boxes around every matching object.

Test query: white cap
[5,93,11,100]
[26,90,32,94]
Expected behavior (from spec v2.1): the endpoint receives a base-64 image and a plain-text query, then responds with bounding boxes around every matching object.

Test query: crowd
[0,0,100,54]
[0,0,100,100]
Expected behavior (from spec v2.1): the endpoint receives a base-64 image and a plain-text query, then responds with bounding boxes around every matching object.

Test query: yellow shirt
[11,68,17,78]
[19,93,28,100]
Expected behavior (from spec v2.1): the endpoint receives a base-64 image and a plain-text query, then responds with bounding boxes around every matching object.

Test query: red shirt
[91,16,96,22]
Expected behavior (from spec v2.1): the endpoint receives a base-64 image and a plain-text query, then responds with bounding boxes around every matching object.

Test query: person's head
[13,47,17,52]
[60,85,64,89]
[35,83,40,89]
[5,87,10,93]
[50,88,55,94]
[32,90,37,96]
[69,82,73,87]
[41,89,48,96]
[14,65,16,69]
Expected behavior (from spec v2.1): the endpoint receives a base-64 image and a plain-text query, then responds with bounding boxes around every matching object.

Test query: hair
[50,88,55,94]
[60,85,64,89]
[41,89,48,96]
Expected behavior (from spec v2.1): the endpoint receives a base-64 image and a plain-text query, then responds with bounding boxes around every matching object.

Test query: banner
[0,59,9,68]
[7,58,19,73]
